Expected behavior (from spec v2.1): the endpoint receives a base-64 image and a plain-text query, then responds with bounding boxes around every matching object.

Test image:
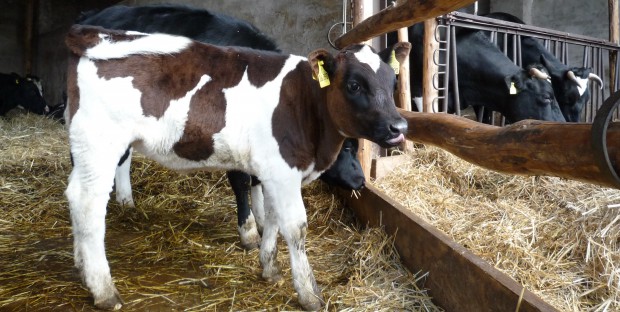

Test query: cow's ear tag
[316,60,330,88]
[389,50,400,74]
[509,82,518,95]
[15,79,19,85]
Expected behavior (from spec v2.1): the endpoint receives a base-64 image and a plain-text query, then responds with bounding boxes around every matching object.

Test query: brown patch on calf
[66,55,80,122]
[271,62,344,173]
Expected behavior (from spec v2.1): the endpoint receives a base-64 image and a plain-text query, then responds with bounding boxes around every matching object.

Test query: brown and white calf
[64,24,409,310]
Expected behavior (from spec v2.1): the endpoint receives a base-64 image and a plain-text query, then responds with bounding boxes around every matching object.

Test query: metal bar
[446,12,619,49]
[442,24,451,113]
[450,25,461,116]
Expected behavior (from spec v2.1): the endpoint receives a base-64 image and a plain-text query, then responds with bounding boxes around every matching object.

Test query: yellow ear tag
[15,79,19,85]
[509,82,518,95]
[317,60,330,88]
[389,50,400,75]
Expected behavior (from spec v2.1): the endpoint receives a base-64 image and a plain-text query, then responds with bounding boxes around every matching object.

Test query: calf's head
[308,43,410,148]
[504,65,565,123]
[319,138,365,190]
[7,73,49,115]
[541,55,603,122]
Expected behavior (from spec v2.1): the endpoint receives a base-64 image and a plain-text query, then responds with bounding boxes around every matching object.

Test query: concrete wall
[490,0,609,40]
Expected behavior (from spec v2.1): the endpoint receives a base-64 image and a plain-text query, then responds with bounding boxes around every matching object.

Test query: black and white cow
[76,4,279,52]
[64,25,409,310]
[76,4,365,250]
[389,24,565,123]
[483,12,603,122]
[0,72,49,116]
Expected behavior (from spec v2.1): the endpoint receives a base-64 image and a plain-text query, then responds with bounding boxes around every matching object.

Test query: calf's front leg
[261,179,323,311]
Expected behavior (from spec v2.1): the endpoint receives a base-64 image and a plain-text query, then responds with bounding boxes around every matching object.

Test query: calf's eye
[347,82,360,93]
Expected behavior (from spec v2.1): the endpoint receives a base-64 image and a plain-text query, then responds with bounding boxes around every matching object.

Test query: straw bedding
[374,145,620,312]
[0,112,439,311]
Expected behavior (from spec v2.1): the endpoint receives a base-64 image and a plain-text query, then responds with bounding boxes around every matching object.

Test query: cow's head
[8,73,49,115]
[541,55,603,122]
[503,65,565,123]
[319,138,365,190]
[308,43,410,148]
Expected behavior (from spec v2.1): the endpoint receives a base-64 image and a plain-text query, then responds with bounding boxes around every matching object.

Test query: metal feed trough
[335,0,620,310]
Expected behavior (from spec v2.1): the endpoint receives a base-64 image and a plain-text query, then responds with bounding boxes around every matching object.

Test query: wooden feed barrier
[337,0,620,311]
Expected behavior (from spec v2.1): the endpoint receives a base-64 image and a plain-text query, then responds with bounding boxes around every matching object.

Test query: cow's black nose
[389,119,408,136]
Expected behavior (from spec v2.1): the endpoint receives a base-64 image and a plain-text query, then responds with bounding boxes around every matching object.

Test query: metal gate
[432,12,620,124]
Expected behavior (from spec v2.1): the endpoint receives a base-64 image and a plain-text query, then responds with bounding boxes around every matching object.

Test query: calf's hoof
[298,292,323,311]
[261,265,283,283]
[238,225,261,251]
[94,289,124,311]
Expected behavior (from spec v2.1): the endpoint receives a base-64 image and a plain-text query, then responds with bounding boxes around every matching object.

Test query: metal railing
[432,12,620,124]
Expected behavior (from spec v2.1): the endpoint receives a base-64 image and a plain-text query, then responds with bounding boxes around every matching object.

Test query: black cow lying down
[0,72,48,116]
[65,24,408,310]
[77,3,365,250]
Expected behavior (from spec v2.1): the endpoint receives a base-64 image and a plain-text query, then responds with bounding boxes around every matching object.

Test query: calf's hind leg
[66,146,127,310]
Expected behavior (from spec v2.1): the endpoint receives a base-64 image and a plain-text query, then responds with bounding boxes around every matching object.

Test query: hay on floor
[0,112,441,311]
[374,145,620,312]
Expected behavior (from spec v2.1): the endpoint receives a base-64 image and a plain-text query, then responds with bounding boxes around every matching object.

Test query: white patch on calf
[574,76,589,96]
[209,55,316,180]
[86,33,192,60]
[354,45,381,73]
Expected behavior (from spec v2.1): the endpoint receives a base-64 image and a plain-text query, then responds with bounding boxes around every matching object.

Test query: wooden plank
[339,184,558,312]
[399,109,620,189]
[334,0,476,48]
[370,154,409,180]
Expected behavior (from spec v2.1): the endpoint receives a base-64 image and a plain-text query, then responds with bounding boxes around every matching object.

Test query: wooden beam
[334,0,476,48]
[339,184,558,312]
[399,109,620,189]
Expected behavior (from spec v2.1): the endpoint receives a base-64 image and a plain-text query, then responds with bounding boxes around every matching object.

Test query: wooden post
[610,0,619,93]
[397,28,412,112]
[396,26,415,152]
[23,0,36,74]
[353,0,374,179]
[423,18,439,113]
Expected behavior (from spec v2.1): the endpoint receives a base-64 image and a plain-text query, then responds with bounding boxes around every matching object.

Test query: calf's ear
[308,49,335,79]
[379,42,411,65]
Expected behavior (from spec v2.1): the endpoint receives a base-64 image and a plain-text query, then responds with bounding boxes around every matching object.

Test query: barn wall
[5,0,612,107]
[0,0,26,74]
[118,0,342,56]
[32,0,341,106]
